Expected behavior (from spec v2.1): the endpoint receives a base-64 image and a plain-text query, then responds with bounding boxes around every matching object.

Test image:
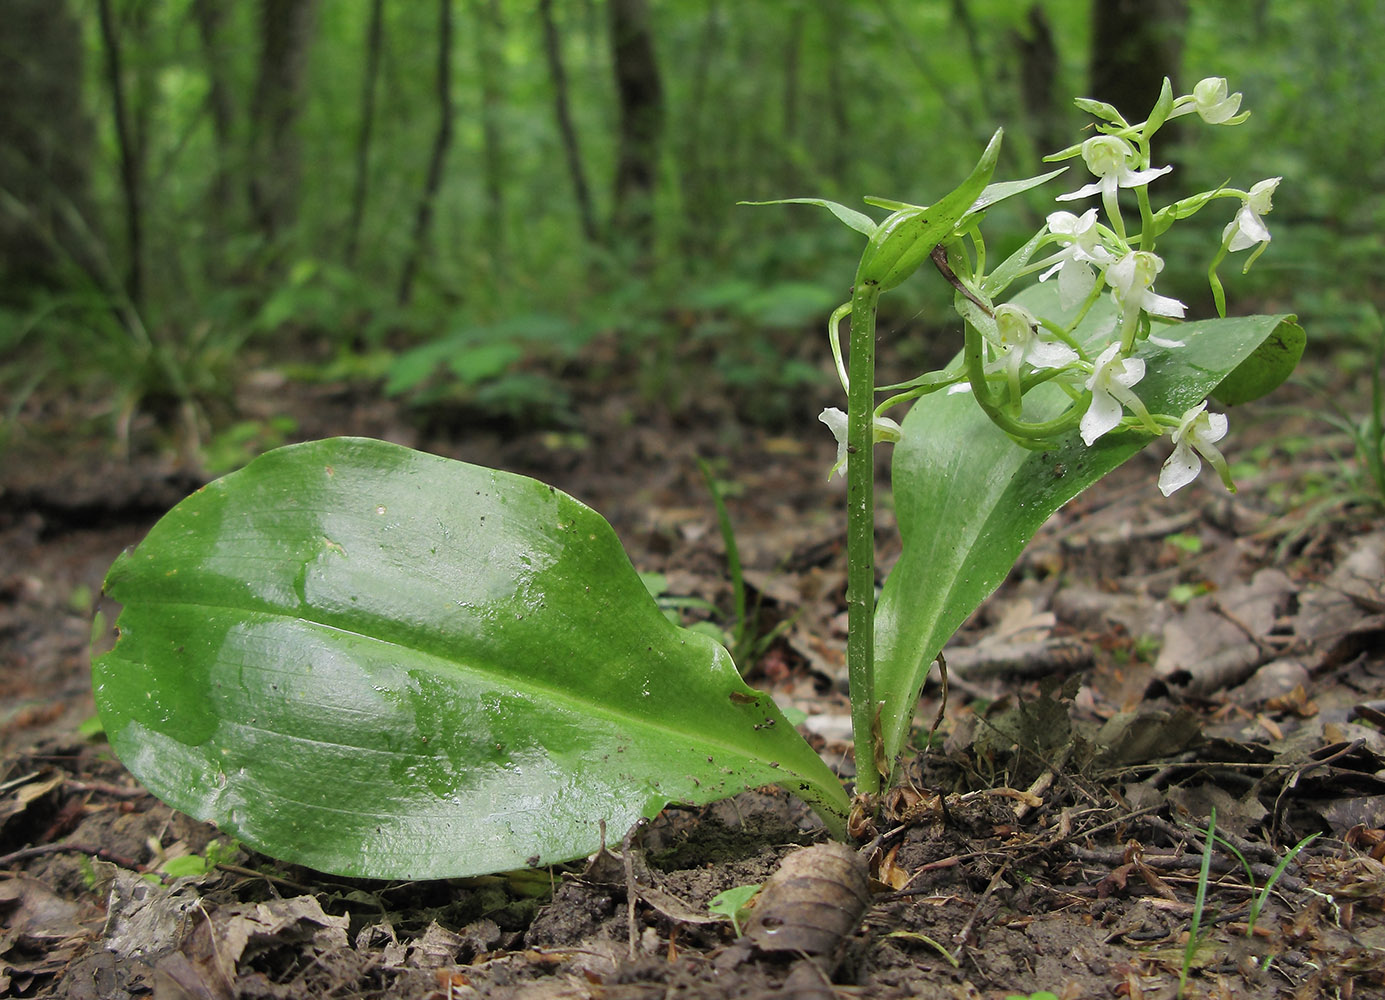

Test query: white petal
[1055,180,1105,202]
[819,407,848,478]
[1026,339,1079,369]
[819,407,847,442]
[1113,355,1145,389]
[1081,390,1124,445]
[872,415,903,443]
[1195,411,1229,446]
[1057,257,1096,309]
[1105,254,1138,298]
[1227,205,1271,251]
[1119,164,1173,188]
[1142,291,1187,319]
[1158,441,1202,495]
[1046,211,1082,235]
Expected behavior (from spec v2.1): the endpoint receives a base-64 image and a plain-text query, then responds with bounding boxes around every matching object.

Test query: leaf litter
[2,365,1384,998]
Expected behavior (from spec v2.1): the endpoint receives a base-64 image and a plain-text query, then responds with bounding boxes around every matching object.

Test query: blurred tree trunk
[192,0,240,245]
[608,0,665,261]
[950,0,997,121]
[472,0,508,265]
[818,0,850,182]
[539,0,599,244]
[1089,0,1188,121]
[397,0,455,307]
[96,0,146,309]
[675,0,721,248]
[345,0,384,267]
[247,0,320,252]
[346,0,385,267]
[1016,3,1061,157]
[782,6,804,146]
[0,0,95,300]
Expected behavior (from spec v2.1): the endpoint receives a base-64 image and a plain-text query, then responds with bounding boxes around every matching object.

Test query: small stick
[0,842,144,870]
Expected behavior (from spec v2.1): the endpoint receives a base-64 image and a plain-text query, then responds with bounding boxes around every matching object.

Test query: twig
[952,861,1009,964]
[0,842,144,870]
[1065,845,1306,893]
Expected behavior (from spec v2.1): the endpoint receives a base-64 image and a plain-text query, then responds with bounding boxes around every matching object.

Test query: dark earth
[3,327,1384,999]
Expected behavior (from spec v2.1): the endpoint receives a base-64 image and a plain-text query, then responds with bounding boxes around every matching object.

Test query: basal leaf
[94,438,848,879]
[875,285,1301,773]
[1211,317,1305,405]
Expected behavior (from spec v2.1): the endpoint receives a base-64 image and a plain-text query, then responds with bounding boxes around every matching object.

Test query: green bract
[93,438,849,879]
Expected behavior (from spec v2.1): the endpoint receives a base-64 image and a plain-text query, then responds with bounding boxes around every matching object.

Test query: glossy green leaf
[94,438,848,880]
[874,285,1302,773]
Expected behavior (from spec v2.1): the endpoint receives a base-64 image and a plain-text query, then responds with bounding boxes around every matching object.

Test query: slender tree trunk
[607,0,665,260]
[674,0,720,248]
[247,0,320,249]
[1089,0,1188,121]
[0,0,94,299]
[538,0,599,244]
[472,0,507,264]
[950,0,996,121]
[96,0,145,309]
[345,0,384,266]
[1016,3,1061,157]
[191,0,239,255]
[873,0,975,139]
[782,7,804,144]
[397,0,455,307]
[818,0,850,183]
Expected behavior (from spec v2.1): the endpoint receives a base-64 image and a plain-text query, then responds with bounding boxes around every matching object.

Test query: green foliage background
[3,0,1381,446]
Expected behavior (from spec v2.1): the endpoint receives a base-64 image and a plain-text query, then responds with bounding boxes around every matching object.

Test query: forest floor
[2,328,1384,1000]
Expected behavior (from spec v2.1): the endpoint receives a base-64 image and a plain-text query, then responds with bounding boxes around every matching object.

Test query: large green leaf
[94,438,849,879]
[875,285,1303,771]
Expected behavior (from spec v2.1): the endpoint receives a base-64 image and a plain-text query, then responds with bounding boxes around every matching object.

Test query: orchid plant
[93,80,1303,879]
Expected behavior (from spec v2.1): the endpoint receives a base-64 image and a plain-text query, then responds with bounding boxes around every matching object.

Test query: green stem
[846,279,882,796]
[962,321,1089,440]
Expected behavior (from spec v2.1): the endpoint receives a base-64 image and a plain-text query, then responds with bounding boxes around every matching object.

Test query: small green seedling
[1180,810,1218,999]
[153,838,239,880]
[92,78,1304,880]
[708,883,761,937]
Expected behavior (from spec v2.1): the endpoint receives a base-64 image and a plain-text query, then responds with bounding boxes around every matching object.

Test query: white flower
[991,303,1078,388]
[819,407,902,479]
[1106,251,1186,338]
[1223,177,1281,252]
[1158,401,1232,496]
[1189,77,1243,124]
[1056,136,1172,202]
[1038,209,1115,308]
[1081,342,1146,445]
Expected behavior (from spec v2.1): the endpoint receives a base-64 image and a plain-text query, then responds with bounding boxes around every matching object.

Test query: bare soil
[3,341,1384,999]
